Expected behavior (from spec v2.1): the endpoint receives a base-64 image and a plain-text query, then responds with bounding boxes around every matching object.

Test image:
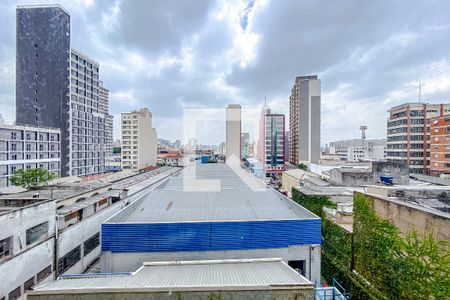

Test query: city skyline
[1,0,450,146]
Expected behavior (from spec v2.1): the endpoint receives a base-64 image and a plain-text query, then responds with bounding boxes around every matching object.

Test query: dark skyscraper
[16,5,110,177]
[16,4,71,175]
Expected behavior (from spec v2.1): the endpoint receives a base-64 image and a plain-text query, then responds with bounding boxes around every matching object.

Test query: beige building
[121,108,157,170]
[226,104,241,165]
[362,186,450,241]
[289,76,321,165]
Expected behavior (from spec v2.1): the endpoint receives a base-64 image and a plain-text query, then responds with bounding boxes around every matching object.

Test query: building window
[11,154,17,160]
[8,286,21,300]
[36,265,52,283]
[83,232,100,256]
[26,221,49,245]
[11,132,17,140]
[26,144,31,151]
[23,276,35,291]
[0,236,13,260]
[58,246,81,274]
[11,143,17,151]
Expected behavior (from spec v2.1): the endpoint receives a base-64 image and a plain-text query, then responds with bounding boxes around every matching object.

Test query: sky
[1,0,450,146]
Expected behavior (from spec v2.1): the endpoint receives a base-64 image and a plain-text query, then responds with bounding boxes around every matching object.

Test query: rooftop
[31,258,312,294]
[107,164,318,223]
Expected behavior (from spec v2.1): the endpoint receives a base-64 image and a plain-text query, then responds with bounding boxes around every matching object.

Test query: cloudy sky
[1,0,450,145]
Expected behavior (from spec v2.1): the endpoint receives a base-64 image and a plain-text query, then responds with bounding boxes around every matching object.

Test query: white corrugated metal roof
[108,164,318,223]
[32,258,312,293]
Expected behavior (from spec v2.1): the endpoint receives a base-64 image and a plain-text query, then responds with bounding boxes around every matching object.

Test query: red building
[430,114,450,177]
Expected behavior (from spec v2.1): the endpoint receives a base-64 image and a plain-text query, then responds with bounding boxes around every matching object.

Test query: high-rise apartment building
[241,132,249,159]
[99,81,114,157]
[226,104,241,165]
[257,105,285,174]
[429,114,450,177]
[15,4,109,177]
[121,108,157,170]
[386,103,450,174]
[289,75,321,165]
[0,123,60,187]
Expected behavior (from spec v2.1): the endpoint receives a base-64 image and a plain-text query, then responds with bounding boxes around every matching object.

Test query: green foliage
[292,189,450,300]
[291,188,336,218]
[297,163,308,171]
[353,192,450,300]
[10,168,57,190]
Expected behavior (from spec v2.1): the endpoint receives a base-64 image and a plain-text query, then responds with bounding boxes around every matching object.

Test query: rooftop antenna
[418,80,422,103]
[360,125,367,140]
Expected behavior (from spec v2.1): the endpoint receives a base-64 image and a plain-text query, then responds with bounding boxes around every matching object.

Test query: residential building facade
[15,4,109,177]
[99,81,114,157]
[121,108,157,170]
[329,139,386,162]
[386,103,450,174]
[0,124,60,188]
[226,104,241,165]
[429,114,450,177]
[241,132,249,159]
[258,105,285,174]
[289,75,321,165]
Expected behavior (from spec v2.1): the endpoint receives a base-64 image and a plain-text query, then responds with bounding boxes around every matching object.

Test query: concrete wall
[58,199,130,274]
[0,239,54,300]
[282,172,300,198]
[364,193,450,241]
[102,245,321,284]
[29,288,315,300]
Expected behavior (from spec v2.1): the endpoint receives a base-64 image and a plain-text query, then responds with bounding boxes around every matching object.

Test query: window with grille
[24,276,34,291]
[8,286,21,300]
[83,232,100,256]
[58,246,81,274]
[36,265,52,283]
[26,222,49,245]
[0,236,12,260]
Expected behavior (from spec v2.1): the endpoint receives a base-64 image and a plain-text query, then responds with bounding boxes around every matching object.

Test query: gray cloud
[0,0,449,145]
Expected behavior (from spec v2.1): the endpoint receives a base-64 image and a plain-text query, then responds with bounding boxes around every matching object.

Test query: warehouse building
[101,164,322,283]
[29,258,315,300]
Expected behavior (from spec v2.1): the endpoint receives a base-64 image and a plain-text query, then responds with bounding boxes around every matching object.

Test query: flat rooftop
[108,164,318,223]
[31,258,312,293]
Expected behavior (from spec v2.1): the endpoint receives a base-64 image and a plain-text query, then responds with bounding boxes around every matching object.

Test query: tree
[10,168,57,190]
[297,163,308,171]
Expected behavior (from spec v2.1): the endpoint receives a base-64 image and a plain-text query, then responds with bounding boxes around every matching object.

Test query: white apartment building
[0,123,60,188]
[98,81,114,157]
[121,108,157,170]
[226,104,241,165]
[69,49,108,177]
[330,139,386,162]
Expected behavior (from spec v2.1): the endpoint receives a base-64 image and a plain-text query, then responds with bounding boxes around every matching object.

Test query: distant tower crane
[360,125,368,140]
